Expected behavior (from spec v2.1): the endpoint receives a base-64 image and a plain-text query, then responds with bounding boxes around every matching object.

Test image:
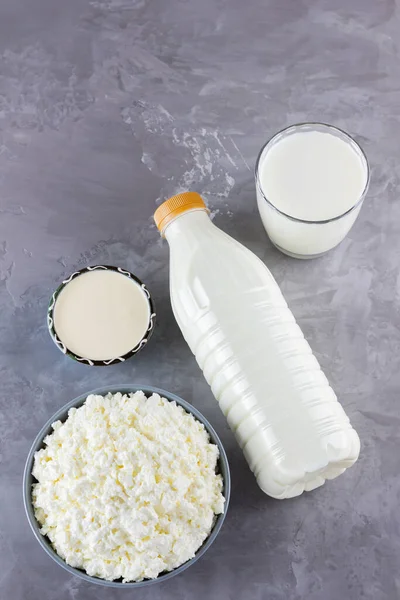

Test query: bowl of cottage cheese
[23,385,230,587]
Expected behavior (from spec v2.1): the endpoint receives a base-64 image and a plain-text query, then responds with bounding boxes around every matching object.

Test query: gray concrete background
[1,0,399,599]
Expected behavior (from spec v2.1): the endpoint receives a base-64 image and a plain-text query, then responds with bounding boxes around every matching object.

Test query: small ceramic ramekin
[47,265,156,366]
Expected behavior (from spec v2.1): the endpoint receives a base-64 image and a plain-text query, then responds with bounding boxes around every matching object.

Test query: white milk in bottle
[155,192,360,499]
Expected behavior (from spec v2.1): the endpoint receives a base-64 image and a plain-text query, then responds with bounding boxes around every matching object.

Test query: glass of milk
[255,123,370,258]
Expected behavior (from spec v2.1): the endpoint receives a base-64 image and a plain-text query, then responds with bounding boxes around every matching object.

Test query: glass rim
[255,122,370,225]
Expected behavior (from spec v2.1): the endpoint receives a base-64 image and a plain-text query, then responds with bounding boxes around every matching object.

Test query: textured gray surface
[0,0,399,599]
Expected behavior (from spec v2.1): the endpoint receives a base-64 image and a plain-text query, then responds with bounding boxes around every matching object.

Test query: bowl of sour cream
[47,265,156,366]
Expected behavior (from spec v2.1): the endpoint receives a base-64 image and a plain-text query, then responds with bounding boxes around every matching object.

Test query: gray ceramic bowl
[23,384,230,588]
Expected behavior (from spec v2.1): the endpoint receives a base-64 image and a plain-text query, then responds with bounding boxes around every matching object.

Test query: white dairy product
[32,391,224,582]
[156,193,360,499]
[53,269,150,361]
[256,124,369,257]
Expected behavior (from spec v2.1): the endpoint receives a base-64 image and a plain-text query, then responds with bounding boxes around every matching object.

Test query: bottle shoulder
[170,224,274,284]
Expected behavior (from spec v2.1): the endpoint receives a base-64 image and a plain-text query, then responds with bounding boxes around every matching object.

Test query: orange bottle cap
[154,192,207,233]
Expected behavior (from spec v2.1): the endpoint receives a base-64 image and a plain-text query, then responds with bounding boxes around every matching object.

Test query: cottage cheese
[32,391,225,582]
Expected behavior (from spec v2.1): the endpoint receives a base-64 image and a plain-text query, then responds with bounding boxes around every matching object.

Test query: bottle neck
[163,208,211,243]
